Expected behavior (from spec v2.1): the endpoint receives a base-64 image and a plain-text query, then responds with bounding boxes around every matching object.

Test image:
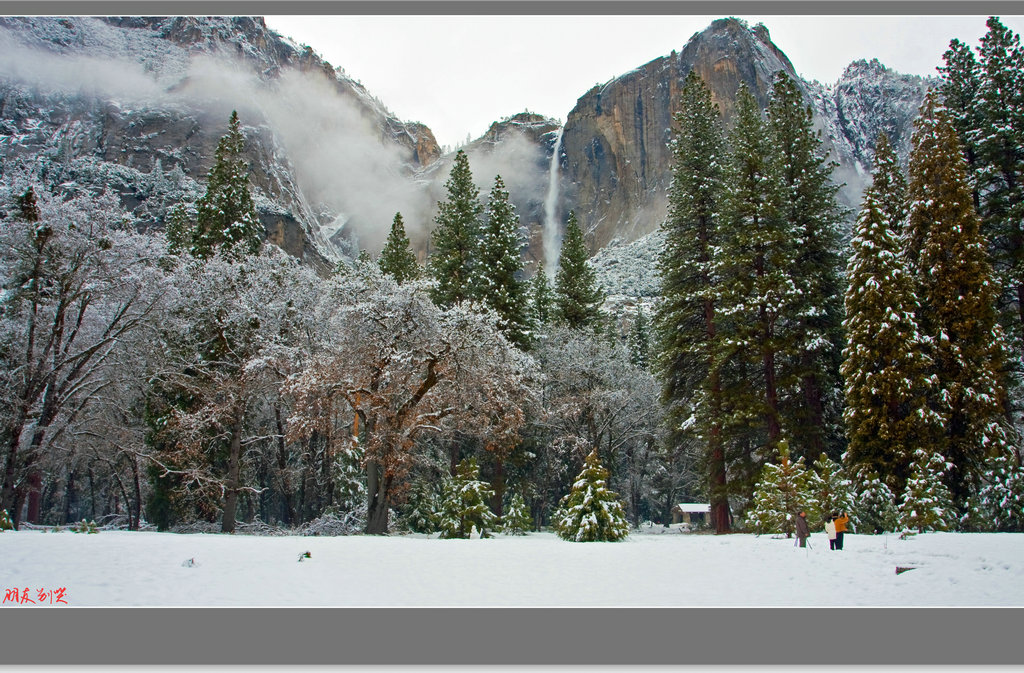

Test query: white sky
[264,15,1024,149]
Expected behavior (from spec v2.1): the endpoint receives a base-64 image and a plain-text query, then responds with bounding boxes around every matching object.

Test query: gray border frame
[0,0,1022,665]
[1,607,1022,664]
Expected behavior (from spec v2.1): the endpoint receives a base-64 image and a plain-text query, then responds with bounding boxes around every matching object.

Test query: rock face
[0,16,440,269]
[555,18,930,253]
[0,15,932,273]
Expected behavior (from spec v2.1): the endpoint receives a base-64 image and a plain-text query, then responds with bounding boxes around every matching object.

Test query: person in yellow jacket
[833,510,850,550]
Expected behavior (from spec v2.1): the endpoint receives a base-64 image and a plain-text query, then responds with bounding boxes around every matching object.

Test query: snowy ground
[1,526,1021,607]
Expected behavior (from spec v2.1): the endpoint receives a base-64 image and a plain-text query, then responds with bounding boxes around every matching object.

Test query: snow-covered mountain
[0,16,933,282]
[0,16,440,269]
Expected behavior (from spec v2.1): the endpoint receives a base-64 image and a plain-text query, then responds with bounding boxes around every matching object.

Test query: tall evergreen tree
[939,38,983,211]
[430,149,483,307]
[169,111,262,260]
[715,84,796,465]
[553,211,604,330]
[842,134,942,497]
[975,18,1024,359]
[529,262,555,328]
[905,92,1012,509]
[766,72,846,460]
[653,70,731,532]
[478,175,531,349]
[378,212,420,284]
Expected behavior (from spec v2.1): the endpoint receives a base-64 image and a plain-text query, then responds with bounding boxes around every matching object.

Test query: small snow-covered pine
[403,479,440,534]
[746,442,817,536]
[501,492,532,535]
[553,448,629,542]
[899,448,958,533]
[809,452,855,530]
[378,212,420,285]
[0,508,12,531]
[965,451,1024,532]
[852,469,899,534]
[437,457,497,539]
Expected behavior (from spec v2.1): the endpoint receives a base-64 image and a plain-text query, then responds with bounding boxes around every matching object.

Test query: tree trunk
[26,470,42,524]
[365,458,389,534]
[221,413,244,534]
[130,453,142,531]
[491,456,505,519]
[274,404,295,526]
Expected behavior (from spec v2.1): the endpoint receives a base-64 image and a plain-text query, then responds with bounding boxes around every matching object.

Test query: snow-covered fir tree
[766,71,846,460]
[378,212,420,284]
[899,448,958,533]
[842,133,943,497]
[905,91,1013,510]
[745,442,817,536]
[437,457,498,539]
[853,469,899,534]
[501,491,532,535]
[627,307,650,370]
[809,452,855,527]
[967,19,1024,360]
[553,211,605,331]
[403,478,440,534]
[332,439,367,515]
[478,175,531,349]
[529,262,555,329]
[429,149,483,307]
[714,83,797,498]
[0,509,12,531]
[965,451,1024,531]
[653,70,731,533]
[167,111,262,260]
[553,448,630,542]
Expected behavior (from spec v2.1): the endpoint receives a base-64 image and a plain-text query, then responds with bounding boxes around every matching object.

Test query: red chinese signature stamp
[2,587,68,605]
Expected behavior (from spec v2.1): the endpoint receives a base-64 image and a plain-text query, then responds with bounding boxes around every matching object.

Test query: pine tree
[653,70,731,533]
[553,449,630,542]
[714,83,796,479]
[853,469,899,534]
[437,457,497,539]
[188,111,263,260]
[627,307,650,370]
[940,19,1024,371]
[529,262,555,328]
[745,442,817,537]
[553,211,605,330]
[429,149,483,307]
[332,442,366,515]
[939,38,983,210]
[842,134,943,497]
[767,72,847,459]
[966,451,1024,531]
[501,491,532,535]
[403,479,440,534]
[899,448,958,532]
[478,175,531,349]
[0,508,12,531]
[905,92,1012,509]
[378,212,420,284]
[809,452,855,528]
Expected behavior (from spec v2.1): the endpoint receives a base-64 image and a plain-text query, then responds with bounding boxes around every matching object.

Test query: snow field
[1,529,1022,607]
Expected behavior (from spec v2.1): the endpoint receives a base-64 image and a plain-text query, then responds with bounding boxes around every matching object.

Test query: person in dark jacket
[795,511,810,548]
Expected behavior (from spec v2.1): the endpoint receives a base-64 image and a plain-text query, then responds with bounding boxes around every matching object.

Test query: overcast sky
[264,15,1024,149]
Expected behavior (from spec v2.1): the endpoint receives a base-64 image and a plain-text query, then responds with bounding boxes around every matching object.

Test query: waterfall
[542,127,564,278]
